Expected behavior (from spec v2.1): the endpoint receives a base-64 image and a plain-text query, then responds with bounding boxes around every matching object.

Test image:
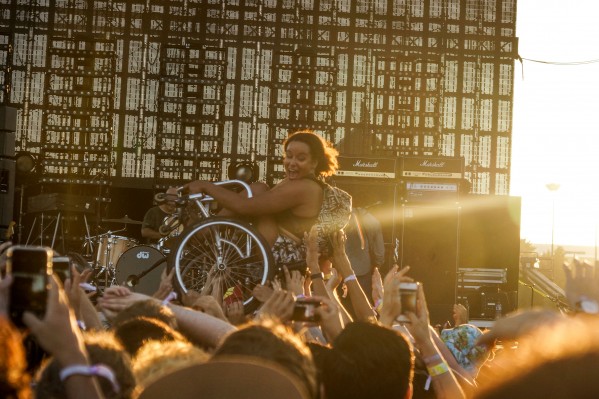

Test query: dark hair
[213,319,318,399]
[284,130,339,177]
[322,322,414,399]
[35,330,136,399]
[114,316,187,357]
[112,299,178,330]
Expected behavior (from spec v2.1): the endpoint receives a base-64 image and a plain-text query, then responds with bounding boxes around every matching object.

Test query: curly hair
[283,130,339,177]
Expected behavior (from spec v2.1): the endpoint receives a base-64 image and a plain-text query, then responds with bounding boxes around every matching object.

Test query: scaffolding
[0,0,518,194]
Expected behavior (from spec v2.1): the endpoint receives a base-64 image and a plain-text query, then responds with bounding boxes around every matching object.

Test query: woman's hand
[225,300,247,325]
[183,180,210,194]
[564,257,599,309]
[23,275,86,366]
[331,230,353,278]
[378,266,411,327]
[256,290,294,322]
[284,266,305,297]
[153,268,175,300]
[453,303,469,326]
[313,295,343,341]
[405,283,433,349]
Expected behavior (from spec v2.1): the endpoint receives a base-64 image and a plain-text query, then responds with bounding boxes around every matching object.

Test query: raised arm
[98,289,236,348]
[331,230,377,321]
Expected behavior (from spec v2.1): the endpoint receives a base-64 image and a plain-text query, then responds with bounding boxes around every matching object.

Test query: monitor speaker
[396,204,460,325]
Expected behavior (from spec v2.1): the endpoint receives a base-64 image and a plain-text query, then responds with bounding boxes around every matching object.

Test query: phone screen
[52,256,71,283]
[292,299,322,322]
[7,246,52,327]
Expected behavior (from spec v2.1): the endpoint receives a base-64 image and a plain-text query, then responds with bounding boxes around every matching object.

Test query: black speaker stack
[332,155,521,326]
[0,105,16,241]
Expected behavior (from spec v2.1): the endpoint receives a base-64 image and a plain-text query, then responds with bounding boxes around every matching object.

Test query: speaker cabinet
[397,205,460,325]
[459,195,521,314]
[0,158,15,239]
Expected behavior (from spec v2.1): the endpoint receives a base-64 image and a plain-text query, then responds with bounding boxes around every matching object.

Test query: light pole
[546,183,560,259]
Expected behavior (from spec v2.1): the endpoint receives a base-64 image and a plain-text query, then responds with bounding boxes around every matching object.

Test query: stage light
[15,151,37,175]
[228,161,259,184]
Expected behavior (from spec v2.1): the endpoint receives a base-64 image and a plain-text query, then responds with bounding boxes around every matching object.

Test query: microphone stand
[125,257,168,288]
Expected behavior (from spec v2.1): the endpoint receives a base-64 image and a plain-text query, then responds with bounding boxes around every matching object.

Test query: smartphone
[291,298,322,322]
[6,245,53,327]
[52,256,71,283]
[397,282,419,322]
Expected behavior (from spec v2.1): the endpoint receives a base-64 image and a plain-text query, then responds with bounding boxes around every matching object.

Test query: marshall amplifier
[400,156,464,180]
[335,156,398,180]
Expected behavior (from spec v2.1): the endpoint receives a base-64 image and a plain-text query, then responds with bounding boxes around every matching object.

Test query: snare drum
[96,235,138,268]
[115,245,166,296]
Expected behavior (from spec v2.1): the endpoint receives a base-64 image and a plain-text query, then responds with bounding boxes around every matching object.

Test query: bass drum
[115,246,166,296]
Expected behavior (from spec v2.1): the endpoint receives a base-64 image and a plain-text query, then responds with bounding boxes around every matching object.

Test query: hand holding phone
[291,298,323,322]
[6,245,53,327]
[397,281,419,323]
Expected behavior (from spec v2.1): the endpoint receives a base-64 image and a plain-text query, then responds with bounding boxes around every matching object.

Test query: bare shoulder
[272,177,322,194]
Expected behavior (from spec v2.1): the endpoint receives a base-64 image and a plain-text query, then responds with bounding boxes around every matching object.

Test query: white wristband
[59,364,120,393]
[343,274,357,283]
[162,291,178,306]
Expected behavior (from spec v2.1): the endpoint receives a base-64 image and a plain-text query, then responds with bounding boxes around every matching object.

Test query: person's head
[476,314,599,399]
[213,319,318,398]
[161,187,179,213]
[132,339,209,393]
[283,130,338,179]
[35,330,136,399]
[111,299,178,330]
[114,316,187,357]
[0,317,30,399]
[322,322,414,399]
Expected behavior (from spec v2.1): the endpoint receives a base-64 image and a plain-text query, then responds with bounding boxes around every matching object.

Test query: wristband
[426,361,449,377]
[343,274,357,283]
[76,320,87,331]
[60,364,120,393]
[423,353,441,365]
[296,294,306,299]
[310,272,324,280]
[162,291,178,306]
[373,299,383,313]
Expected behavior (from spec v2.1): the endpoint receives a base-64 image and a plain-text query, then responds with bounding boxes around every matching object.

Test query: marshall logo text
[353,160,379,168]
[419,160,446,168]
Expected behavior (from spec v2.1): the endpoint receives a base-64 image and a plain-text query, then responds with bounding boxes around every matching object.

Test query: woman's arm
[185,179,318,217]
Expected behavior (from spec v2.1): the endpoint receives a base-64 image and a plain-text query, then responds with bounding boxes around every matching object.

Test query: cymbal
[102,215,143,225]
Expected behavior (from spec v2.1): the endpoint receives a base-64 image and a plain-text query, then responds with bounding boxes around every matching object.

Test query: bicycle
[156,180,274,314]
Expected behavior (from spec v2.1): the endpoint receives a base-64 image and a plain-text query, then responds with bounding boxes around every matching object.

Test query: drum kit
[86,215,173,296]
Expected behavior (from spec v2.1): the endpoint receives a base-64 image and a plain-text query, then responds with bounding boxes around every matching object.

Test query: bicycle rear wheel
[173,217,274,313]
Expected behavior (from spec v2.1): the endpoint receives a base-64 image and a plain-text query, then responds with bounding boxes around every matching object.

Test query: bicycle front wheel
[173,217,274,313]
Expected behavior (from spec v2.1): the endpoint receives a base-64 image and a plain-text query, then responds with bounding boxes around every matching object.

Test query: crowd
[2,129,599,398]
[2,231,598,399]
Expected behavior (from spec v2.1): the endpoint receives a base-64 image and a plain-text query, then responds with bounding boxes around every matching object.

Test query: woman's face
[283,140,318,180]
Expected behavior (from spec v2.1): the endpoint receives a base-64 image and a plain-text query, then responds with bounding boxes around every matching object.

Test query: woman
[184,130,342,267]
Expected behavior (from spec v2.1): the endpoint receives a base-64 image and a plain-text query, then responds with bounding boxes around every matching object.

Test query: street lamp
[546,183,560,259]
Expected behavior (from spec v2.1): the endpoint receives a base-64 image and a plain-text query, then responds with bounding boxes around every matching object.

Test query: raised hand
[284,266,305,297]
[256,289,294,322]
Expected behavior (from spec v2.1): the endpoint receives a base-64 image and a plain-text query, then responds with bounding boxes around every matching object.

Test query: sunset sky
[510,0,599,248]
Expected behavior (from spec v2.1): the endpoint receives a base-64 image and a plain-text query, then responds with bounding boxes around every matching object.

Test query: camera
[52,256,71,283]
[6,245,53,327]
[397,282,419,322]
[291,298,323,322]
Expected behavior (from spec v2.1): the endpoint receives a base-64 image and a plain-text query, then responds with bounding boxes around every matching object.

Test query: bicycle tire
[173,217,274,314]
